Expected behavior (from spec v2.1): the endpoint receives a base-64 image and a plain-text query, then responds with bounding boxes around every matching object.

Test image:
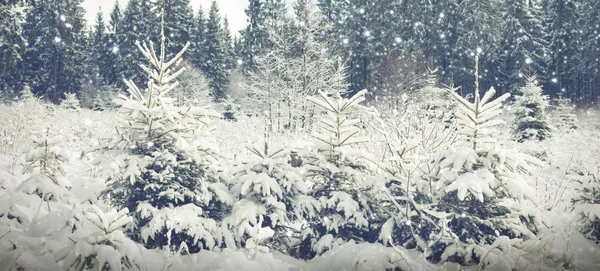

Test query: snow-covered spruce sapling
[551,95,578,132]
[411,67,455,124]
[19,127,71,202]
[60,92,81,111]
[224,130,310,255]
[572,174,600,243]
[97,14,232,253]
[55,206,143,271]
[513,76,551,142]
[295,89,381,259]
[423,59,543,265]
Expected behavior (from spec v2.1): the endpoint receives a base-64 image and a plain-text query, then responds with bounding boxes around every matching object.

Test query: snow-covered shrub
[551,95,578,132]
[513,76,551,142]
[60,92,81,111]
[294,89,382,259]
[96,25,232,253]
[224,139,310,255]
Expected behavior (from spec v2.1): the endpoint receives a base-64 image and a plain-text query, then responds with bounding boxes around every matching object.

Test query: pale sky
[82,0,249,35]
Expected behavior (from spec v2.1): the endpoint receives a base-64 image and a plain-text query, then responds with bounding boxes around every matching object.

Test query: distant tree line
[0,0,235,104]
[1,0,599,105]
[308,0,599,104]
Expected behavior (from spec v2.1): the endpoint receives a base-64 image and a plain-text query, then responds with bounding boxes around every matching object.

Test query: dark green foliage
[159,0,194,58]
[0,4,26,96]
[117,0,159,87]
[205,1,228,101]
[22,0,87,103]
[102,140,226,253]
[190,5,207,72]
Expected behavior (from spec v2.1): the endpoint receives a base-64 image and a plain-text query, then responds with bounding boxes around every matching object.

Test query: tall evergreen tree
[448,0,504,93]
[233,34,243,67]
[0,3,26,96]
[90,10,107,86]
[498,0,549,94]
[108,1,121,33]
[189,4,206,72]
[118,0,158,87]
[241,0,285,75]
[221,17,235,71]
[240,0,264,74]
[542,0,581,99]
[103,2,122,85]
[22,0,87,103]
[205,0,228,102]
[158,0,194,58]
[577,0,600,102]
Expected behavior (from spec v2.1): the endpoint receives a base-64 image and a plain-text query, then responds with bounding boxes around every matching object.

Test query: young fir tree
[572,173,600,243]
[415,56,542,265]
[223,127,310,255]
[513,76,552,142]
[551,94,578,132]
[60,92,81,111]
[412,67,455,122]
[58,206,143,271]
[98,14,232,253]
[294,86,382,259]
[19,127,71,202]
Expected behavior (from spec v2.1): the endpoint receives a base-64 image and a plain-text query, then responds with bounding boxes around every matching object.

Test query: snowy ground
[1,99,600,270]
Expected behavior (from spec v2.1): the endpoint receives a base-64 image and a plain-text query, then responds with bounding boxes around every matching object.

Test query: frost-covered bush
[224,139,309,255]
[96,26,232,253]
[60,92,81,111]
[173,61,210,107]
[294,89,382,259]
[513,76,551,142]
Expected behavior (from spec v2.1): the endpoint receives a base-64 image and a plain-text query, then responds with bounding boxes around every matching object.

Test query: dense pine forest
[1,0,599,107]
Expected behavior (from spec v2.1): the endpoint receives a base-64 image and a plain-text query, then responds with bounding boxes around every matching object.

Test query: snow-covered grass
[1,98,600,270]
